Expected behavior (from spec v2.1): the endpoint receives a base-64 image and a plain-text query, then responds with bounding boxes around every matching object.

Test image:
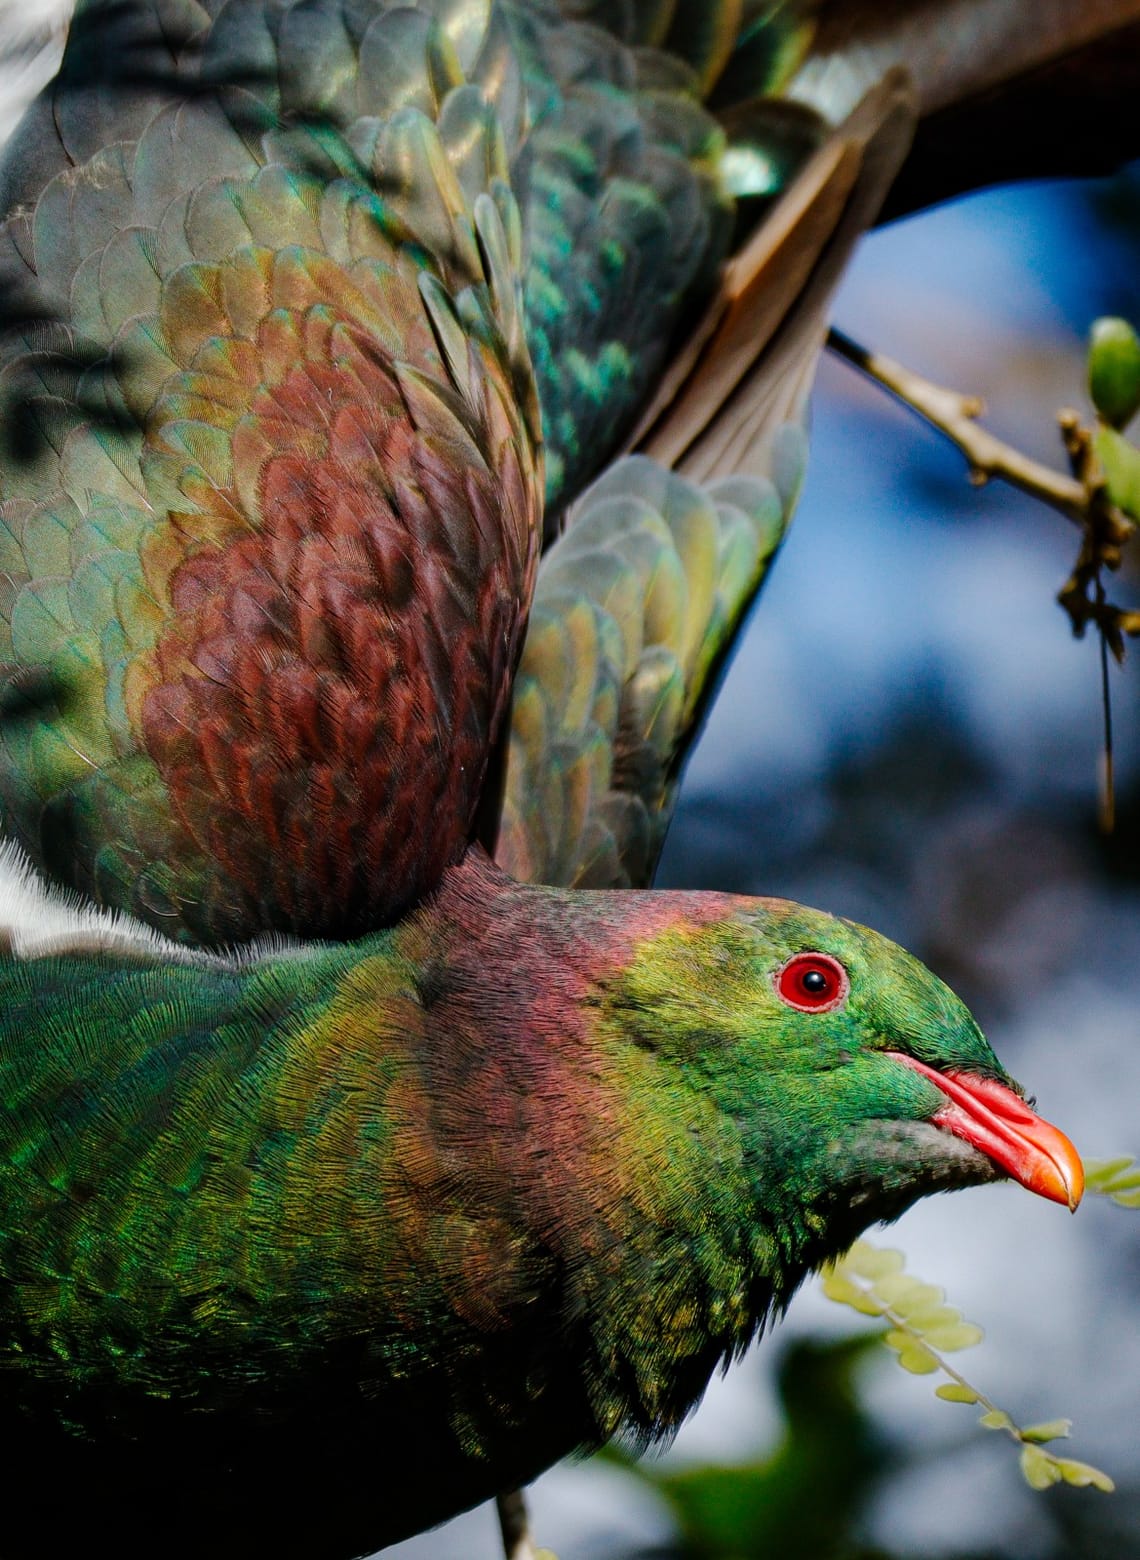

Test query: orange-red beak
[887,1052,1084,1211]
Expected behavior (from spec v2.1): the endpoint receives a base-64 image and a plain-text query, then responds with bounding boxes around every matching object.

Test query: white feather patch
[0,840,326,967]
[0,0,71,149]
[0,839,228,964]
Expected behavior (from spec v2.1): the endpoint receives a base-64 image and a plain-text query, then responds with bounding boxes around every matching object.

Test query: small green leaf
[921,1321,984,1352]
[874,1273,929,1308]
[935,1383,980,1404]
[819,1274,870,1308]
[980,1409,1014,1432]
[894,1343,940,1375]
[1020,1419,1072,1445]
[819,1273,889,1315]
[1083,1155,1140,1206]
[1109,1188,1140,1208]
[1096,425,1140,520]
[844,1242,904,1281]
[1020,1444,1063,1490]
[1055,1459,1115,1493]
[1083,1155,1138,1185]
[1089,317,1140,429]
[903,1302,960,1332]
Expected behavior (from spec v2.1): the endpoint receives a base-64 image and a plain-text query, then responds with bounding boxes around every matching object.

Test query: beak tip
[1039,1153,1083,1212]
[1061,1153,1085,1214]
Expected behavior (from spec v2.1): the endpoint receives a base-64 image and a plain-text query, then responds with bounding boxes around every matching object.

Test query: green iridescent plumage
[0,2,1089,1557]
[0,849,1030,1556]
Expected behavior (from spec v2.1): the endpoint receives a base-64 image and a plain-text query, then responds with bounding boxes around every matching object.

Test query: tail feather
[499,75,916,892]
[631,69,914,481]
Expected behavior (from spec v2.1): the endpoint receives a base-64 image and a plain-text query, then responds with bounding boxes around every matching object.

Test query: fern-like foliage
[1084,1155,1140,1207]
[821,1240,1114,1494]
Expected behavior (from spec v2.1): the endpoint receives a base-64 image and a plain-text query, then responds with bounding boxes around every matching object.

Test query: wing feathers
[0,1,544,943]
[496,454,791,888]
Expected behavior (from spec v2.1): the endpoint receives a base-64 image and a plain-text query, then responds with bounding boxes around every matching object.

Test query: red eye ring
[775,952,849,1013]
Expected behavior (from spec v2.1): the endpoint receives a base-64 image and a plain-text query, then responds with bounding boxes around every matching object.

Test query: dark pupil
[800,968,829,995]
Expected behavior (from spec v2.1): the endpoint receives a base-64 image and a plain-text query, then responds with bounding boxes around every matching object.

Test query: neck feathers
[404,852,797,1440]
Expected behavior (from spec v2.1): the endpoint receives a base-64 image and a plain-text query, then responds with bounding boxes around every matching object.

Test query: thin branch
[1099,575,1116,835]
[496,1489,540,1560]
[827,327,1089,526]
[826,324,1140,831]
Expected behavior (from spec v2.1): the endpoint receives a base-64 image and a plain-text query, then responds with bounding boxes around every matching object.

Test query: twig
[496,1489,539,1560]
[1099,586,1116,835]
[827,327,1090,526]
[826,325,1139,830]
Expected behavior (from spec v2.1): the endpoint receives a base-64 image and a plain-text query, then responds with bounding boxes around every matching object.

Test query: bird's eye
[775,952,849,1013]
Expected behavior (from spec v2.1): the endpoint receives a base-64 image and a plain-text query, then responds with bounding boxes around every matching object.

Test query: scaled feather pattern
[0,2,1087,1557]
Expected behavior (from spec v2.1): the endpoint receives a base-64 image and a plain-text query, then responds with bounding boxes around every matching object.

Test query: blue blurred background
[392,171,1140,1559]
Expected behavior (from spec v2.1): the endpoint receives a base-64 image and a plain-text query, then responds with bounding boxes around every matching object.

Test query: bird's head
[601,895,1082,1279]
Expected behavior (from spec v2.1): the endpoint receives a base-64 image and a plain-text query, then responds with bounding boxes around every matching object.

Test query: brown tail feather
[628,68,916,481]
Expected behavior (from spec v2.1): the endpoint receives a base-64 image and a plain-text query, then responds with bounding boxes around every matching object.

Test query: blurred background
[393,167,1140,1559]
